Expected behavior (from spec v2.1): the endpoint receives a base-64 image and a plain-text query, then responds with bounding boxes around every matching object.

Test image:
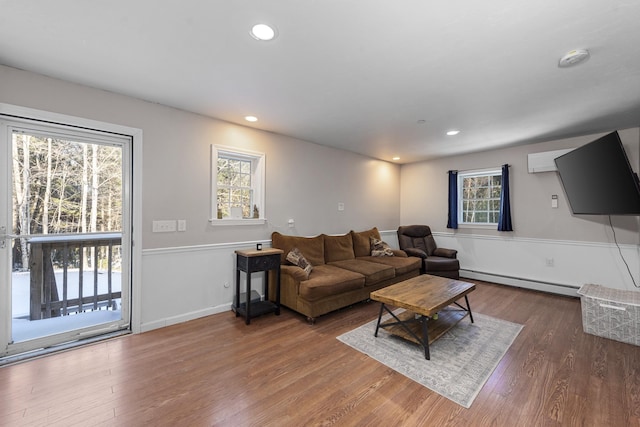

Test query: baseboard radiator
[461,269,580,298]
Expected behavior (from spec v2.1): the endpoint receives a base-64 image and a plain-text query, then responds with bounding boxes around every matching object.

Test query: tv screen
[554,131,640,215]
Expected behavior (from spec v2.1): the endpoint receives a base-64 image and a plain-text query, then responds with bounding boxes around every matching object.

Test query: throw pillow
[370,237,394,257]
[286,247,313,278]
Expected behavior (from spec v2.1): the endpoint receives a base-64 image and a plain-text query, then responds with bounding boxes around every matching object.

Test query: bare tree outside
[217,156,253,219]
[11,132,123,271]
[12,134,30,270]
[461,174,501,224]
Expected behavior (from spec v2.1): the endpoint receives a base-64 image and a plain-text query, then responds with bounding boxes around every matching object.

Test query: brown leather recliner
[397,225,460,279]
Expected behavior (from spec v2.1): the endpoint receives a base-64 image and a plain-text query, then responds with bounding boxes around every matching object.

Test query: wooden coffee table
[370,274,476,360]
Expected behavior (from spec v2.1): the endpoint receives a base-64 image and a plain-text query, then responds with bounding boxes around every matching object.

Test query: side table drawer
[238,254,280,272]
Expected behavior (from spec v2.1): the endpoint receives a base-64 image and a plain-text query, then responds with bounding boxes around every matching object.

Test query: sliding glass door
[0,118,132,357]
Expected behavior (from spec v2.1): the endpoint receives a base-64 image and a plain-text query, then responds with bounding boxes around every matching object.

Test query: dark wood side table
[234,248,283,325]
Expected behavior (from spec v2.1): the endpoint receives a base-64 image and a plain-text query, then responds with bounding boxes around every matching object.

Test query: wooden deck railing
[28,233,122,320]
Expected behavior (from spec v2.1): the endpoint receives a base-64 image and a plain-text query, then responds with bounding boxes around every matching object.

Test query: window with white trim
[458,168,501,225]
[210,145,265,225]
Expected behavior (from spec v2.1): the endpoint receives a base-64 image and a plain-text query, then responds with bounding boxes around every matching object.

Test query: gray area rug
[337,311,523,408]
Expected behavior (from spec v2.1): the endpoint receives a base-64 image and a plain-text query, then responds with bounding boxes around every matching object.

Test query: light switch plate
[153,220,177,232]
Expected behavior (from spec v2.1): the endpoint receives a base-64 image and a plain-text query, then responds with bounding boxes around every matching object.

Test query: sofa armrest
[281,264,309,282]
[391,249,409,257]
[403,247,427,259]
[433,247,457,258]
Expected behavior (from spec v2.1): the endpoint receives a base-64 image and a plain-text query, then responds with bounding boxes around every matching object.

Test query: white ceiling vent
[558,49,590,68]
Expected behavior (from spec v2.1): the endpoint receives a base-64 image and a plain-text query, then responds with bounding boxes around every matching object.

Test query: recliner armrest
[433,247,457,258]
[403,247,427,259]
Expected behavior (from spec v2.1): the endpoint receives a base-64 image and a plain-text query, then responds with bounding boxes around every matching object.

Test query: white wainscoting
[139,231,399,332]
[139,230,639,332]
[433,232,640,297]
[140,240,271,332]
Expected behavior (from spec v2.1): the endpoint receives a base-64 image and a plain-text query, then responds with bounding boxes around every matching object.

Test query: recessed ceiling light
[392,156,400,161]
[250,24,277,41]
[446,130,460,136]
[245,116,258,122]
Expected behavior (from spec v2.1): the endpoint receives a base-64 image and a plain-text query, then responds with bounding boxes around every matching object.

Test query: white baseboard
[139,303,232,333]
[461,269,580,297]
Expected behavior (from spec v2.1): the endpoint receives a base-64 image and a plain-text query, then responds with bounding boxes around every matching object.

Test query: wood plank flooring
[1,280,639,426]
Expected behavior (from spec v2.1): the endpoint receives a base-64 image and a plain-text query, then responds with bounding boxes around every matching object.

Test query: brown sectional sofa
[269,227,421,323]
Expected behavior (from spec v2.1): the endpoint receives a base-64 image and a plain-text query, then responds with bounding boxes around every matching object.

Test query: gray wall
[3,64,639,323]
[401,128,640,245]
[0,65,401,249]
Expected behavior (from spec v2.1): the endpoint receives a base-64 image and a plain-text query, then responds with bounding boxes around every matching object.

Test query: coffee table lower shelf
[375,306,471,360]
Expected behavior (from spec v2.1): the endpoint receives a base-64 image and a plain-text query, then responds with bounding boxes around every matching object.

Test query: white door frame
[0,103,143,355]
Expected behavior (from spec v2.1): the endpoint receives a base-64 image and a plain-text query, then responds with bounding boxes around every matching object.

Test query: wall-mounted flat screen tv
[554,131,640,215]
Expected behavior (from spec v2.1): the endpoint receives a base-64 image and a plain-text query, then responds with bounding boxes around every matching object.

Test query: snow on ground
[10,270,123,343]
[12,269,122,317]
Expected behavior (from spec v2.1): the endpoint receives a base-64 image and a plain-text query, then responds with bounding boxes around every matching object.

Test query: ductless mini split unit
[527,148,575,173]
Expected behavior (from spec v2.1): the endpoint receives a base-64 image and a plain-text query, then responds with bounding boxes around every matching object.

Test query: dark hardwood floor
[1,280,639,426]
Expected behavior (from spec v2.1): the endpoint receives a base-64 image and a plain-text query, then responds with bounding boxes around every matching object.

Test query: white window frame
[210,145,266,226]
[457,167,502,228]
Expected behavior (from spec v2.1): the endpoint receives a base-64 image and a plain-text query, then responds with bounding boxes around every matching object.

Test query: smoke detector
[558,49,590,68]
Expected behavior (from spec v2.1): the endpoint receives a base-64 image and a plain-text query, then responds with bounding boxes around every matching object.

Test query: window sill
[209,218,267,226]
[458,223,497,230]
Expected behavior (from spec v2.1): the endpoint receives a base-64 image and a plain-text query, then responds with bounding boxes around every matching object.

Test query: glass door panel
[1,120,131,357]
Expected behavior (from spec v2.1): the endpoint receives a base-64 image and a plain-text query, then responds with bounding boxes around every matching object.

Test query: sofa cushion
[286,248,313,278]
[351,227,382,257]
[298,264,365,301]
[323,233,355,263]
[272,232,325,266]
[370,237,394,257]
[358,255,421,275]
[328,259,395,286]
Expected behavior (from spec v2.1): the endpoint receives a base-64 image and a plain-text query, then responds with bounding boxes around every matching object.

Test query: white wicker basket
[577,284,640,346]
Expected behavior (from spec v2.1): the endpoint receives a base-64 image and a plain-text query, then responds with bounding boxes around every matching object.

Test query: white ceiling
[1,1,639,163]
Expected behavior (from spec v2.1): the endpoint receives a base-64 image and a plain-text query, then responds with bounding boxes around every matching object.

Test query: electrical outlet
[545,257,554,267]
[152,220,177,233]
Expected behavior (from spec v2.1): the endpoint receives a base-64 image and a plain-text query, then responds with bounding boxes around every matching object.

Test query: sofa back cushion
[323,233,355,263]
[271,232,325,266]
[351,227,382,257]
